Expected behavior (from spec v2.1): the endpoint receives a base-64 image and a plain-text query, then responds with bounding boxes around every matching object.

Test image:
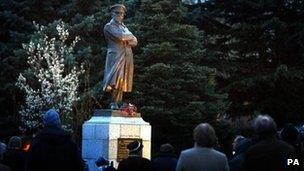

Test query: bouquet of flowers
[120,103,137,116]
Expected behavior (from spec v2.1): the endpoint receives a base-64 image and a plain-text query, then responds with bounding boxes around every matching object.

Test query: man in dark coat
[117,140,152,171]
[152,143,177,171]
[281,123,304,170]
[229,137,252,171]
[27,109,84,171]
[243,115,297,171]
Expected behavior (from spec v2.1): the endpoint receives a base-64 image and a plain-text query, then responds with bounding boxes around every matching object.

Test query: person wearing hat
[27,109,84,171]
[117,140,152,171]
[102,4,138,109]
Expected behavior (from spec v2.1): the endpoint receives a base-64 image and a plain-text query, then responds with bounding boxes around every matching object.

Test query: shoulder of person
[32,127,73,145]
[211,149,228,159]
[40,127,70,137]
[180,147,196,155]
[277,140,297,153]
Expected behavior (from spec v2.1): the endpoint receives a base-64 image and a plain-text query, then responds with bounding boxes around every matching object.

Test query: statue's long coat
[103,19,137,92]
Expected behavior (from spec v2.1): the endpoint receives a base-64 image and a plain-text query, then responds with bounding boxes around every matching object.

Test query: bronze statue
[103,4,138,109]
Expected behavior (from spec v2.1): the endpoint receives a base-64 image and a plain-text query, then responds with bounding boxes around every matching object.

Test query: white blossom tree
[16,21,84,132]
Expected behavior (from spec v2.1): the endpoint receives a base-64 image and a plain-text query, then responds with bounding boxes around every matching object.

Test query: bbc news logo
[287,159,300,166]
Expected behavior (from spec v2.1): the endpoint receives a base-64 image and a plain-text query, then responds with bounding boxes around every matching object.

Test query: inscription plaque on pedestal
[117,138,142,162]
[82,109,151,169]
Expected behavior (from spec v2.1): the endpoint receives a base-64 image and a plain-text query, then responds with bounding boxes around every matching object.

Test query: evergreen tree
[127,0,229,152]
[0,0,74,120]
[0,0,110,138]
[188,0,304,125]
[1,0,231,148]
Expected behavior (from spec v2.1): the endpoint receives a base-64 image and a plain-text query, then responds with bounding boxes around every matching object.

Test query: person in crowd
[217,132,235,160]
[0,140,6,161]
[243,115,296,171]
[176,123,229,171]
[281,123,304,169]
[231,136,245,155]
[27,109,84,171]
[229,136,252,171]
[299,125,304,143]
[0,141,12,171]
[117,140,152,171]
[2,136,27,171]
[21,135,32,152]
[151,143,177,171]
[95,157,116,171]
[96,157,109,171]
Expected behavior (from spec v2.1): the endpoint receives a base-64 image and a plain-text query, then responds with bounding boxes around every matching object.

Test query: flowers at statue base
[120,103,137,116]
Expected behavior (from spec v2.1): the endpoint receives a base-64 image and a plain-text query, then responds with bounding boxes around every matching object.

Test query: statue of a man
[103,4,138,109]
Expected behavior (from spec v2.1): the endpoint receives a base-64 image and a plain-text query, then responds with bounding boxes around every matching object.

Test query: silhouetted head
[95,157,109,167]
[193,123,218,148]
[253,115,277,139]
[281,123,299,143]
[232,135,246,151]
[8,136,22,149]
[43,109,61,128]
[127,140,143,155]
[159,143,174,154]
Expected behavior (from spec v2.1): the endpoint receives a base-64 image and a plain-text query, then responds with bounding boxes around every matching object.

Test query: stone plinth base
[82,109,151,170]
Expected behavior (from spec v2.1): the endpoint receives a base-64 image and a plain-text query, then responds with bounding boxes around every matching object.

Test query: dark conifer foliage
[187,0,304,125]
[128,0,229,152]
[1,0,303,148]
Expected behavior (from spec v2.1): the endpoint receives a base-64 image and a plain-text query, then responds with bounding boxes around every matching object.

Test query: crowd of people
[0,110,303,171]
[0,109,85,171]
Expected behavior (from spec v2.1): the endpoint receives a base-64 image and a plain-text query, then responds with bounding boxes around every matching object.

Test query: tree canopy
[0,0,303,151]
[188,0,304,125]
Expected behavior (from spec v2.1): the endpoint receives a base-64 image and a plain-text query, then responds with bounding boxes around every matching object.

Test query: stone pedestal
[82,109,151,170]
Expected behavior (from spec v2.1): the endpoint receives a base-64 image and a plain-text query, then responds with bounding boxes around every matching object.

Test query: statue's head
[110,4,127,24]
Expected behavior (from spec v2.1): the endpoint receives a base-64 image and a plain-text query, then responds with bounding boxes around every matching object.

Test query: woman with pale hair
[176,123,229,171]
